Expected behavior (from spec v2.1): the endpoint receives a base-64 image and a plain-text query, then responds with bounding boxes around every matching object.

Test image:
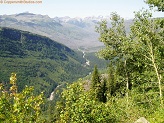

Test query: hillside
[0,27,90,97]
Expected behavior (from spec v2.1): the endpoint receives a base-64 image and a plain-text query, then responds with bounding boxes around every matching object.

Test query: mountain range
[0,12,132,50]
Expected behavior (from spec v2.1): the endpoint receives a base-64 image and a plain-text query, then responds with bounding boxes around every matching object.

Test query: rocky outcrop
[134,117,149,123]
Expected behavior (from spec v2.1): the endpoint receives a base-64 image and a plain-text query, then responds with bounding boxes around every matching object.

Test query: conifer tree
[91,65,101,89]
[99,78,107,103]
[91,65,108,103]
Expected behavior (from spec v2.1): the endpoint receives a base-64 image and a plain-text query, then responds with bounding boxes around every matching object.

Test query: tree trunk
[149,43,163,105]
[124,59,129,107]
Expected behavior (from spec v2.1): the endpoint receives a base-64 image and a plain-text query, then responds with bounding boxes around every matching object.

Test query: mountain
[0,12,102,49]
[0,12,133,50]
[0,27,90,97]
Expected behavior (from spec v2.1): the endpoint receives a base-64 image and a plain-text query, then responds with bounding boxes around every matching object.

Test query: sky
[0,0,163,18]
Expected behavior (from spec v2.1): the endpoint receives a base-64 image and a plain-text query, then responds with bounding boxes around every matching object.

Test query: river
[48,49,90,100]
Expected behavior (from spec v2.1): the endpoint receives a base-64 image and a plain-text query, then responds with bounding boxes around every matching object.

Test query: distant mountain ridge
[0,12,132,50]
[0,12,101,49]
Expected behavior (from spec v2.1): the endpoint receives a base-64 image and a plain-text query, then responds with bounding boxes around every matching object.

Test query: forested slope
[0,27,90,97]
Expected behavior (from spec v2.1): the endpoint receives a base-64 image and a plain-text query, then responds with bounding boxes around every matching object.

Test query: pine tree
[91,65,101,89]
[99,78,107,103]
[91,65,108,103]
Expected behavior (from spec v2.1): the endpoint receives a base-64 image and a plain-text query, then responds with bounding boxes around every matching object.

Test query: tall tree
[99,78,107,103]
[96,13,132,104]
[91,65,104,102]
[91,65,101,89]
[131,9,164,105]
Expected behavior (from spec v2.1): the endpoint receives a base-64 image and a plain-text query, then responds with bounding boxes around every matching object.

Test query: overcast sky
[0,0,163,18]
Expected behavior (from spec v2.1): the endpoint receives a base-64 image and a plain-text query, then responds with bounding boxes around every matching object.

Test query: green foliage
[54,7,163,122]
[96,12,133,105]
[131,9,164,104]
[93,1,164,122]
[106,64,124,98]
[55,80,118,123]
[84,52,109,69]
[99,78,107,103]
[145,0,164,11]
[96,12,131,62]
[0,27,90,97]
[0,73,44,123]
[0,1,163,122]
[149,106,164,123]
[55,79,157,123]
[96,8,164,103]
[91,65,107,102]
[91,65,101,89]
